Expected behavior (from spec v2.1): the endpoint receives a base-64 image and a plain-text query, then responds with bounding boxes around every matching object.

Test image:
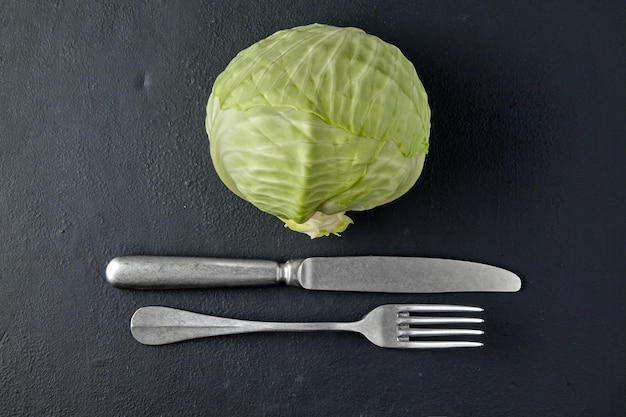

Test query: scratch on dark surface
[0,330,7,346]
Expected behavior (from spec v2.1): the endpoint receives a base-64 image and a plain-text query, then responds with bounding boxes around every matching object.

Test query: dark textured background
[1,1,625,416]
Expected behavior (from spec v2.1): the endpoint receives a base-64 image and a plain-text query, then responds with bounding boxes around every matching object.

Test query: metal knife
[105,256,521,293]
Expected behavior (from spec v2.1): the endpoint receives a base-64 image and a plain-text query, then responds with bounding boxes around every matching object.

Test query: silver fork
[131,304,484,349]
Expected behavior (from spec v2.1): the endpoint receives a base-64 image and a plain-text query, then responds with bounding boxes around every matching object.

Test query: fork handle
[131,306,356,345]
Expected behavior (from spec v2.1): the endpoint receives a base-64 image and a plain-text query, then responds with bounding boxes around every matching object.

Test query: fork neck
[250,321,356,333]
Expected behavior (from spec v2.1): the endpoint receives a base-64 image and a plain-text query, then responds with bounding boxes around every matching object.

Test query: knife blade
[106,256,521,293]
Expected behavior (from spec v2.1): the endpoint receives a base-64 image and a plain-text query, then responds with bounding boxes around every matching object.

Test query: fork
[131,304,484,349]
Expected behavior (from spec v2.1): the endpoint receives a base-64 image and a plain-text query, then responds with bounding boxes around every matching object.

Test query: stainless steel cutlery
[108,255,519,348]
[131,304,485,349]
[107,255,521,293]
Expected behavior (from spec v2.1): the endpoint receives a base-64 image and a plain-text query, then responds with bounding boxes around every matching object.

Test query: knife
[105,256,521,293]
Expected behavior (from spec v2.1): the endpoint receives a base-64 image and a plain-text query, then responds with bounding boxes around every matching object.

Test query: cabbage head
[206,23,430,238]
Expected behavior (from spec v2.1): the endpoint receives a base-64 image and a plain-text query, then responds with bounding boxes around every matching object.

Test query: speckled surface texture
[1,1,625,416]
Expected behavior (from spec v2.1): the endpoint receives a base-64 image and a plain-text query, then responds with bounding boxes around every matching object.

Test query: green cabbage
[206,23,430,238]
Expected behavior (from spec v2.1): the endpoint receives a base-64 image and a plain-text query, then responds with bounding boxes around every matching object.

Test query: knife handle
[106,256,280,289]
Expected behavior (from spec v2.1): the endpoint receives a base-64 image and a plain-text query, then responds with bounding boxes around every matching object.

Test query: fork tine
[395,304,484,313]
[398,329,484,337]
[398,317,484,325]
[400,341,484,349]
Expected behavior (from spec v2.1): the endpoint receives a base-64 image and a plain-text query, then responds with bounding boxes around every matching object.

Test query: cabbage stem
[281,211,353,239]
